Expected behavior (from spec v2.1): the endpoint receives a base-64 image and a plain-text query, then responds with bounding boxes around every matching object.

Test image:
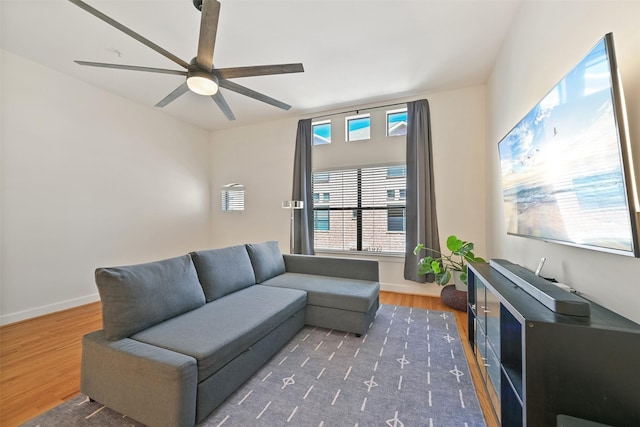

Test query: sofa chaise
[81,241,379,427]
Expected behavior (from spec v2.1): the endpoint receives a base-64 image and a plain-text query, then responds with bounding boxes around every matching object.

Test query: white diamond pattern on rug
[396,355,410,369]
[450,366,465,382]
[281,374,296,389]
[385,410,405,427]
[22,305,486,427]
[364,376,378,392]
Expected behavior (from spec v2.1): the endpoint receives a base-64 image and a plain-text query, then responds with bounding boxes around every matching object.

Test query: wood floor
[0,292,499,427]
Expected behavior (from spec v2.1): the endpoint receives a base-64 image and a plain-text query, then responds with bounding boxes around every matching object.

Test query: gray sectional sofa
[81,241,379,427]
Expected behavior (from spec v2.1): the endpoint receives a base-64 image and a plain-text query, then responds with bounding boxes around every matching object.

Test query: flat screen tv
[498,32,639,257]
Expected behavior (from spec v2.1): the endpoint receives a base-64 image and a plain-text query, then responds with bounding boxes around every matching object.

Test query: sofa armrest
[283,254,379,282]
[81,330,198,427]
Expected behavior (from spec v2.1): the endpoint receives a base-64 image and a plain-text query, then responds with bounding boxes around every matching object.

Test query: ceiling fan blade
[211,91,236,121]
[155,82,190,108]
[214,63,304,79]
[74,61,187,76]
[219,79,291,111]
[196,0,221,71]
[68,0,191,70]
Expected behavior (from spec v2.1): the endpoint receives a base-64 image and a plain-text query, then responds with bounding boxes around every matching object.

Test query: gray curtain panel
[292,119,315,255]
[404,99,440,282]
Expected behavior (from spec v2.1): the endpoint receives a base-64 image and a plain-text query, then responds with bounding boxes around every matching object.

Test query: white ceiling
[1,0,521,131]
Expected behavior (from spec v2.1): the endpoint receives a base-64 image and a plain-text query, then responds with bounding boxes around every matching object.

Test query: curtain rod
[311,101,409,121]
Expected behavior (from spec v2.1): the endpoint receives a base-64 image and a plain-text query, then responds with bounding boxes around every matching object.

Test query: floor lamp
[282,200,304,254]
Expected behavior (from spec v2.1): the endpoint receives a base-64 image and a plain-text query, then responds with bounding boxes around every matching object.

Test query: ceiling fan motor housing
[193,0,204,12]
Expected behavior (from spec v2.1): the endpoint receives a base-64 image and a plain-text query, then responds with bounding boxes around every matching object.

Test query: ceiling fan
[67,0,304,121]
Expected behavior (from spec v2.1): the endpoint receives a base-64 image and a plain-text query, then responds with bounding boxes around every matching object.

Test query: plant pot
[440,285,467,311]
[453,270,467,292]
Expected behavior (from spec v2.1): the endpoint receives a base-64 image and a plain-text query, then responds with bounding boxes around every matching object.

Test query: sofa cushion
[190,245,256,302]
[245,241,286,283]
[261,272,379,313]
[131,285,306,381]
[96,255,206,341]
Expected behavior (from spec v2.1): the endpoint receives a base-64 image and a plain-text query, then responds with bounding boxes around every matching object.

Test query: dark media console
[467,262,640,426]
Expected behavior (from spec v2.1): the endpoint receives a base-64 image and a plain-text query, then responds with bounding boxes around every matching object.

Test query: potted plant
[414,235,485,291]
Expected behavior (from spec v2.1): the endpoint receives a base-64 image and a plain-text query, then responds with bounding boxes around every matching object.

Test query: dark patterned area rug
[22,305,486,426]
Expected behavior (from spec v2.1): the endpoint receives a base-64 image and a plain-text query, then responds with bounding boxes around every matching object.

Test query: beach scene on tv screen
[499,39,634,253]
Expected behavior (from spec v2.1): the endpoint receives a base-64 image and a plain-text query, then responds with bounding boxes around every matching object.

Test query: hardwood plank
[0,302,102,427]
[0,294,498,427]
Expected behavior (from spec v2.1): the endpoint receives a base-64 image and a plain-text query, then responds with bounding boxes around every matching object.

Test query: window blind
[221,184,245,211]
[312,166,406,253]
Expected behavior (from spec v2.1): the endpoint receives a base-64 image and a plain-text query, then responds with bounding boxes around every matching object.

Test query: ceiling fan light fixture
[187,70,219,96]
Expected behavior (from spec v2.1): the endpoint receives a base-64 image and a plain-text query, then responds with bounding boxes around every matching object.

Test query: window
[312,165,407,254]
[387,166,406,178]
[220,184,245,211]
[313,172,330,183]
[314,210,330,231]
[387,207,406,232]
[312,120,331,145]
[387,108,408,137]
[386,188,407,200]
[313,192,330,203]
[345,114,371,141]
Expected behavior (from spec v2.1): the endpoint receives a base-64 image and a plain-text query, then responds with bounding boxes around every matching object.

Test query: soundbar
[489,259,590,317]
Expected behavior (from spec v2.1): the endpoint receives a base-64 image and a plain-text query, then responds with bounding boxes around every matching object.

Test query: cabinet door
[474,322,488,380]
[476,277,487,334]
[485,343,502,420]
[485,285,501,355]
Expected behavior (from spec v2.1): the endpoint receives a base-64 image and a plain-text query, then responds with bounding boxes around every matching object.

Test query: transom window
[312,120,331,145]
[387,108,408,137]
[345,114,371,142]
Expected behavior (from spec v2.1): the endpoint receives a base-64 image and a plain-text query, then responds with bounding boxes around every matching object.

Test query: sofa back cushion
[246,241,286,283]
[190,245,256,302]
[96,255,206,340]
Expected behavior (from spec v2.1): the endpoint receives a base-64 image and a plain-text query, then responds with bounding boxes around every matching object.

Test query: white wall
[209,117,299,249]
[0,50,212,325]
[210,86,487,296]
[486,2,640,322]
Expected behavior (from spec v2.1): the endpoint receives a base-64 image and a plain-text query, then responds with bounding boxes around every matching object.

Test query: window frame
[312,120,332,146]
[386,108,408,137]
[345,113,371,142]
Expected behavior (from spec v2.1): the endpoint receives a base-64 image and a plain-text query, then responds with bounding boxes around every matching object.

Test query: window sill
[315,250,405,261]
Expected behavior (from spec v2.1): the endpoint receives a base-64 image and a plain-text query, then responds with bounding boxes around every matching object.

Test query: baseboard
[0,285,439,326]
[380,282,441,297]
[0,293,100,326]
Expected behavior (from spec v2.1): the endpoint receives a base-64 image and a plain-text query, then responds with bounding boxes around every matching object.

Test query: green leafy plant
[413,235,485,286]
